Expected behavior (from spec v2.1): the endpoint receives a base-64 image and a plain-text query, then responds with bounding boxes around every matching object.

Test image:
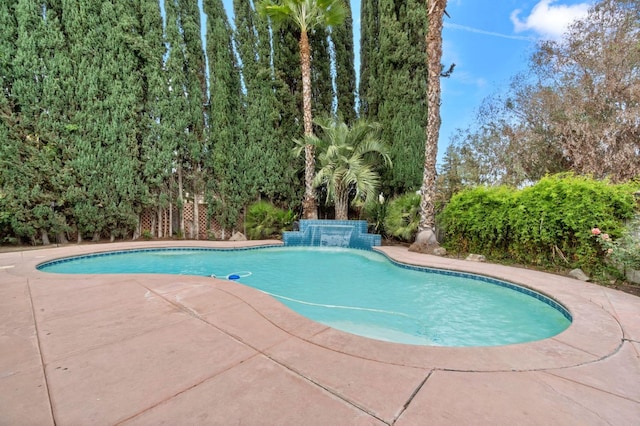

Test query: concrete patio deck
[1,240,639,425]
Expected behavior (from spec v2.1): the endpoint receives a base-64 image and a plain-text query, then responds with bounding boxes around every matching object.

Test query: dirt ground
[2,239,639,299]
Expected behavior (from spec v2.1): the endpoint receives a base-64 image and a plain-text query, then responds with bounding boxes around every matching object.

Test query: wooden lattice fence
[139,202,226,240]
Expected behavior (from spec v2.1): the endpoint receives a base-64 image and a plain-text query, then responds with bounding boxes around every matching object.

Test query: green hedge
[438,174,638,273]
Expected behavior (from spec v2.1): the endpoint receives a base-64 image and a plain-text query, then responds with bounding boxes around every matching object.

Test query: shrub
[438,185,514,256]
[509,174,636,271]
[593,218,640,271]
[438,174,638,274]
[245,201,296,240]
[383,193,421,242]
[361,195,388,236]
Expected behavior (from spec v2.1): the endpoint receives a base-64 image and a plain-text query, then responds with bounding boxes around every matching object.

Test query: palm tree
[418,0,447,241]
[296,118,392,220]
[257,0,346,220]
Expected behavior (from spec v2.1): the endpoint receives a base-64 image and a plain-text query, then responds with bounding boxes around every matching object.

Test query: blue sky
[220,0,593,162]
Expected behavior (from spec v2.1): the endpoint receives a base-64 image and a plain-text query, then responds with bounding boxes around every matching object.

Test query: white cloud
[511,0,591,40]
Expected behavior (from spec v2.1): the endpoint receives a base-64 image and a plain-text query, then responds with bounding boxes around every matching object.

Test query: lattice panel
[140,210,153,234]
[198,205,208,239]
[209,218,222,239]
[138,204,230,240]
[183,203,194,225]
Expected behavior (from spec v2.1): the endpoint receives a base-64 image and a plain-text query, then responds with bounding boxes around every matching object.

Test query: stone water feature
[283,220,381,250]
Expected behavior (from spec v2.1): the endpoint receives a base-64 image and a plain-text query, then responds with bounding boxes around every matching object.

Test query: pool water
[39,247,571,347]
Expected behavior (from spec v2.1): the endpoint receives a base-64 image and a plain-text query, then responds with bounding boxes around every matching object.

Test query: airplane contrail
[444,22,537,41]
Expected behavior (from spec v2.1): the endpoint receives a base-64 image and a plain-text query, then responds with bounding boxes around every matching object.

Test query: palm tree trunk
[419,0,446,232]
[300,30,318,219]
[335,186,350,220]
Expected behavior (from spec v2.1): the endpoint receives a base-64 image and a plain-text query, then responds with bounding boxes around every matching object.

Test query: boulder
[626,268,640,284]
[432,247,447,257]
[569,268,590,282]
[409,241,447,256]
[465,254,486,262]
[229,231,247,241]
[415,229,438,246]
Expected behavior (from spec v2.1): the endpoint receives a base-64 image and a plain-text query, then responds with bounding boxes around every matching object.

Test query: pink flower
[591,228,601,235]
[607,248,614,254]
[602,233,610,240]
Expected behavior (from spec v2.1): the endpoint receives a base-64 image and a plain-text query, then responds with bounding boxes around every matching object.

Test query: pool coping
[2,240,639,424]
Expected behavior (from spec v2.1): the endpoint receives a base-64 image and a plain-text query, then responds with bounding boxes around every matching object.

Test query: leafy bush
[593,218,640,271]
[383,193,421,242]
[361,195,388,236]
[439,174,638,274]
[438,185,515,255]
[245,201,296,240]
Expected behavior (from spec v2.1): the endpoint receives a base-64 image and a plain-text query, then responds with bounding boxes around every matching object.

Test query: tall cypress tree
[0,0,14,240]
[360,0,427,195]
[332,0,356,124]
[272,22,303,143]
[271,22,305,211]
[99,0,147,240]
[137,0,175,237]
[162,0,208,238]
[204,0,246,233]
[177,0,208,238]
[3,0,72,244]
[310,28,333,118]
[358,0,379,118]
[233,0,299,207]
[60,0,147,241]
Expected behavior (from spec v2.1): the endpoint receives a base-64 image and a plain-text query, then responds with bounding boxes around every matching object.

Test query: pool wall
[283,220,381,250]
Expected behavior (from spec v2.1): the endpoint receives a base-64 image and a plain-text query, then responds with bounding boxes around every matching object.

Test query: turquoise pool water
[38,247,571,347]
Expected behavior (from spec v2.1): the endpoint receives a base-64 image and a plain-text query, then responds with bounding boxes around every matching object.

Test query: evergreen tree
[101,1,148,240]
[233,0,300,207]
[204,0,246,233]
[272,22,304,144]
[271,22,306,211]
[0,0,16,113]
[358,0,378,118]
[360,0,427,196]
[310,28,333,118]
[59,0,147,241]
[177,0,208,238]
[0,0,13,238]
[162,0,208,238]
[258,0,346,219]
[332,0,356,124]
[2,0,72,244]
[137,0,176,237]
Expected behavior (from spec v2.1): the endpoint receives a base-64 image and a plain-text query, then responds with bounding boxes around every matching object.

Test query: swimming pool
[38,246,571,347]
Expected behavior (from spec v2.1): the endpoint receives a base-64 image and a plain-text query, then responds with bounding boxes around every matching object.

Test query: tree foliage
[332,0,356,124]
[233,0,300,208]
[205,0,246,232]
[258,0,347,219]
[359,0,427,195]
[441,0,640,188]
